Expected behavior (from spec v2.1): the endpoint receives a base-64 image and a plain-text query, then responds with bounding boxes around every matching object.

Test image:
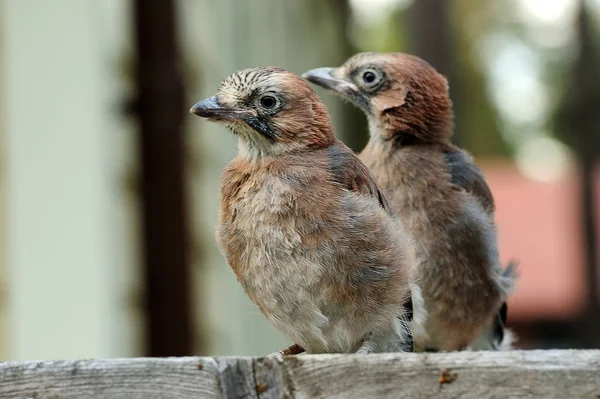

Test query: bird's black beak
[302,68,369,111]
[190,96,245,121]
[302,68,351,93]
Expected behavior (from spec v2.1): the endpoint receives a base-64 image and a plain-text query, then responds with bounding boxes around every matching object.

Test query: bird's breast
[217,172,375,353]
[218,175,333,334]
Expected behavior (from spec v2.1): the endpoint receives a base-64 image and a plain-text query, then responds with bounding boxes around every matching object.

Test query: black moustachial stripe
[244,116,278,142]
[351,92,371,112]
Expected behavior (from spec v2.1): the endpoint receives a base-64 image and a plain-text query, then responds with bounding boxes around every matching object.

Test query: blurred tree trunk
[406,0,463,147]
[562,0,600,348]
[134,0,194,356]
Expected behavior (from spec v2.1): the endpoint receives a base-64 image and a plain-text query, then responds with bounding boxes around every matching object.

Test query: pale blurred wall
[0,0,142,360]
[0,0,7,359]
[180,0,351,355]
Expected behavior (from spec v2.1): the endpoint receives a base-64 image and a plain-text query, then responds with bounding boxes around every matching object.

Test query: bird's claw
[271,343,305,356]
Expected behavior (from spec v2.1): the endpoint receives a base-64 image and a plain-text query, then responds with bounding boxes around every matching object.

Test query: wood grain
[0,350,598,398]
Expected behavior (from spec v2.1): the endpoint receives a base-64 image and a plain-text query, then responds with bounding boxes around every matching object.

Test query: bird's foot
[356,332,375,354]
[271,343,305,356]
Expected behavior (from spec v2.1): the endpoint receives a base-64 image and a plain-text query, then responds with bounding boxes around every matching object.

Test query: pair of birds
[190,52,517,354]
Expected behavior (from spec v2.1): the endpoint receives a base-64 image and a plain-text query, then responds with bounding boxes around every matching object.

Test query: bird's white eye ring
[358,67,384,91]
[260,95,277,109]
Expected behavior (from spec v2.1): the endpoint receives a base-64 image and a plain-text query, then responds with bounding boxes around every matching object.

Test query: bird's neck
[237,137,272,162]
[368,118,452,150]
[237,134,332,163]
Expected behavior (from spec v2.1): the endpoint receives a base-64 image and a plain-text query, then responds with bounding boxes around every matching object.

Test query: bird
[190,66,415,354]
[303,53,517,352]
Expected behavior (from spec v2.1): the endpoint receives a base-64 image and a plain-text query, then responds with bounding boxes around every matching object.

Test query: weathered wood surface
[0,350,599,398]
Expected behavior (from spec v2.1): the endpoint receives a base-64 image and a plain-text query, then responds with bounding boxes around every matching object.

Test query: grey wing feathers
[326,143,394,216]
[445,150,519,350]
[444,149,495,213]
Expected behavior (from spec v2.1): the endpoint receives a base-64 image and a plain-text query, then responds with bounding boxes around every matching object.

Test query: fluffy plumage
[304,53,517,351]
[191,67,414,354]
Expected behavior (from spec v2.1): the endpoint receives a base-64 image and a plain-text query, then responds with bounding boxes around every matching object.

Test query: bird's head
[303,52,454,144]
[191,67,334,159]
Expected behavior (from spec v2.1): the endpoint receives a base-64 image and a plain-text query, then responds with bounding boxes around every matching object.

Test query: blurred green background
[0,0,599,360]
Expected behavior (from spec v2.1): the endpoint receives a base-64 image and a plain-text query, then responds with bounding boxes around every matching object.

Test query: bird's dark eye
[358,68,384,92]
[260,95,276,109]
[363,71,377,84]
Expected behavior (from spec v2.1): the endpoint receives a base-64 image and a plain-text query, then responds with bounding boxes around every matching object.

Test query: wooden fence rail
[0,350,599,398]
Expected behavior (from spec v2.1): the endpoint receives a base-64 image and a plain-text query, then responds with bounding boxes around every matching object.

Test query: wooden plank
[254,356,287,399]
[281,350,600,399]
[0,357,221,399]
[0,351,598,399]
[218,357,257,398]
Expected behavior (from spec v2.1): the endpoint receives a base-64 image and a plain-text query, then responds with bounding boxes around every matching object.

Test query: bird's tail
[498,259,518,295]
[472,260,520,351]
[490,302,517,350]
[470,306,517,351]
[392,295,414,352]
[408,283,429,352]
[494,327,517,351]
